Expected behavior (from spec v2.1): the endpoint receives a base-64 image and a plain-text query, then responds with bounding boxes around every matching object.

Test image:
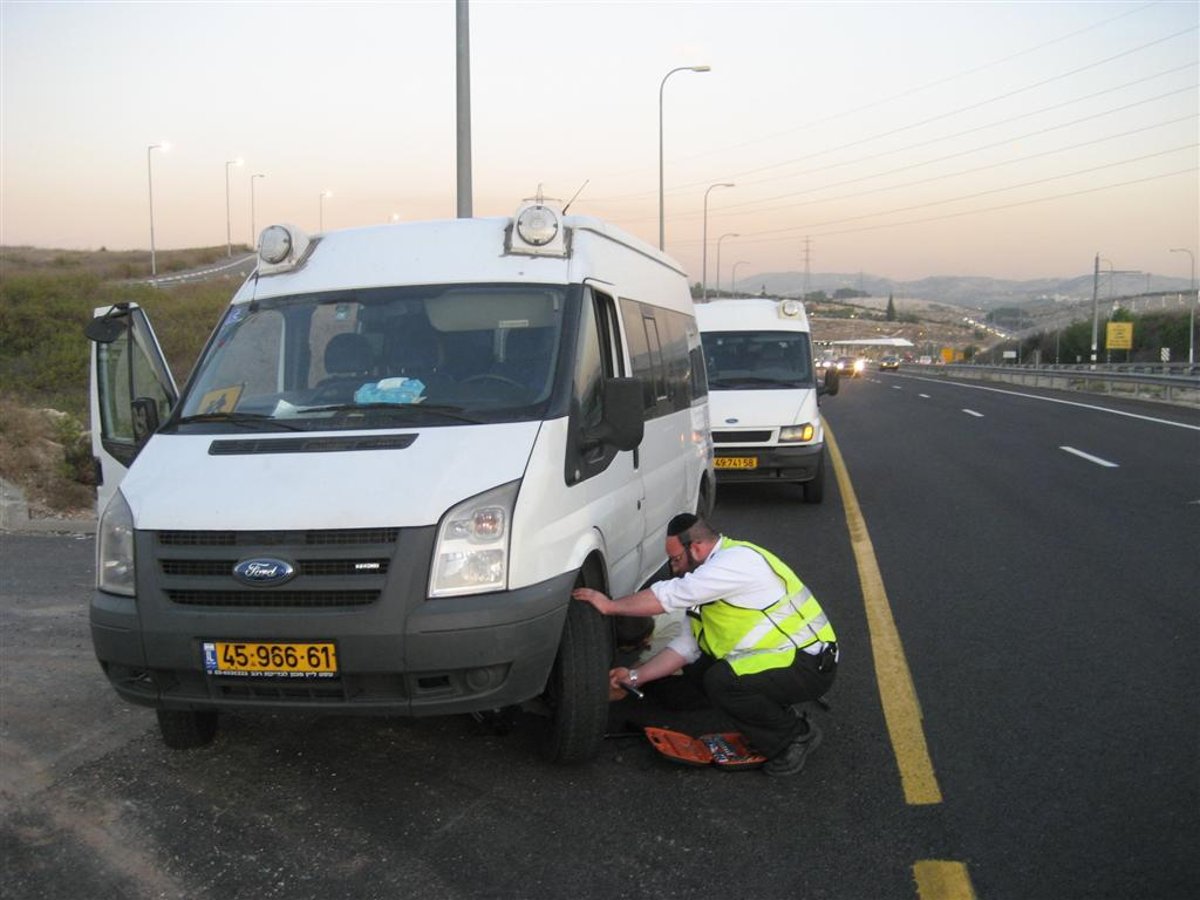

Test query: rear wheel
[802,451,825,504]
[542,581,612,763]
[156,709,217,749]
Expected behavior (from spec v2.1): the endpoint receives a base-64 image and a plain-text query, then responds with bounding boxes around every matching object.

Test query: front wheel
[541,586,612,763]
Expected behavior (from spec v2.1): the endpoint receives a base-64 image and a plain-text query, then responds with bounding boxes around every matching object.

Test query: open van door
[86,303,178,515]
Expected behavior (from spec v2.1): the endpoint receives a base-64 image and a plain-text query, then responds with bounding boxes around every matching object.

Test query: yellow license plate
[203,641,338,677]
[715,456,758,469]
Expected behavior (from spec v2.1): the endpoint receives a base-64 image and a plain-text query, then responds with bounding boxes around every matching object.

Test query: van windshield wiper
[174,412,305,431]
[300,403,484,424]
[709,376,809,389]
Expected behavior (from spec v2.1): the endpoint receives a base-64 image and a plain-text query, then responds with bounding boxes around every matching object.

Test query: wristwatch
[627,668,639,685]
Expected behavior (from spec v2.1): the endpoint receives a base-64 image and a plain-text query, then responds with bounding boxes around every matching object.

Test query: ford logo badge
[232,557,296,586]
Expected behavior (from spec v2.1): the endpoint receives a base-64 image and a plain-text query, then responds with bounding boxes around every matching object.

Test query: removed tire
[542,589,612,763]
[156,709,218,749]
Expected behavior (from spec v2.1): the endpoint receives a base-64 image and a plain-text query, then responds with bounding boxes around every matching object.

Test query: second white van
[696,297,837,503]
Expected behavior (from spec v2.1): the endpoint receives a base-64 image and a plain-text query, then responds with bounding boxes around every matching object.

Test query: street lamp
[319,190,333,232]
[249,173,265,250]
[225,158,244,256]
[1171,248,1196,365]
[731,260,750,296]
[715,232,739,299]
[701,182,734,301]
[658,64,710,251]
[146,142,169,275]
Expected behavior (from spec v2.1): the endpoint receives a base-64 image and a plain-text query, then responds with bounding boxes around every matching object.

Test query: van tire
[802,452,825,504]
[156,709,217,749]
[542,591,611,764]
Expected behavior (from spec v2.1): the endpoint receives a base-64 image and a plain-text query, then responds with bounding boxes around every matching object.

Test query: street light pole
[731,261,749,296]
[701,182,734,301]
[1171,248,1196,365]
[250,174,265,250]
[658,64,710,251]
[225,158,243,256]
[715,232,739,299]
[319,190,332,232]
[146,142,167,275]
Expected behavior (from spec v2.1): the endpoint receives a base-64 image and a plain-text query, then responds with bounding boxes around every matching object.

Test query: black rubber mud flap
[156,709,218,750]
[543,598,612,763]
[802,451,825,504]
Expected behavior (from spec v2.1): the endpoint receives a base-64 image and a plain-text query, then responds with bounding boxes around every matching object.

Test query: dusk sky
[2,1,1197,284]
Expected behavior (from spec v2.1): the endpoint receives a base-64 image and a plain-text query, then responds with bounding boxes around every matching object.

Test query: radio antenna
[562,179,589,214]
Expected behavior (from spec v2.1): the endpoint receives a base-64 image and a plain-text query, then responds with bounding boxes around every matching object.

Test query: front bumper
[712,442,823,484]
[91,525,575,717]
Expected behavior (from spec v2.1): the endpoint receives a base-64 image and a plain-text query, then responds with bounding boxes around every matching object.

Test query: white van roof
[695,297,811,332]
[234,211,687,305]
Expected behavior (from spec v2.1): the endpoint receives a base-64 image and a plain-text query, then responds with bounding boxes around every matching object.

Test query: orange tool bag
[643,727,767,769]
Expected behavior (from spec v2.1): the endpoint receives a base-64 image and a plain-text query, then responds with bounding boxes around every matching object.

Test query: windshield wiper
[710,376,807,388]
[300,403,484,424]
[174,412,305,431]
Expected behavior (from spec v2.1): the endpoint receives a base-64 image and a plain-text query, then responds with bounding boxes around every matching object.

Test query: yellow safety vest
[689,537,837,675]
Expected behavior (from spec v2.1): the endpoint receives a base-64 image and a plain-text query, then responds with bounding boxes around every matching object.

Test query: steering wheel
[463,373,525,390]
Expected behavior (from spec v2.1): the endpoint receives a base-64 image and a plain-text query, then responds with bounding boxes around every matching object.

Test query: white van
[695,297,837,503]
[86,200,714,762]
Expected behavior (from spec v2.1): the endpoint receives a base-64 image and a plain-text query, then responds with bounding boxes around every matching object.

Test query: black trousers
[646,649,836,759]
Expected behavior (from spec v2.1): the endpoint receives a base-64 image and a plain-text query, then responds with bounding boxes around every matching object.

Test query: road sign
[1161,347,1170,362]
[1106,322,1133,350]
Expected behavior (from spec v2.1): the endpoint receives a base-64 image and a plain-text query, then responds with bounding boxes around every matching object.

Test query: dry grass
[0,395,95,519]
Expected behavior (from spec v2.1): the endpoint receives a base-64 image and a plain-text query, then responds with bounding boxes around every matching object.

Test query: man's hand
[572,587,612,615]
[608,666,637,701]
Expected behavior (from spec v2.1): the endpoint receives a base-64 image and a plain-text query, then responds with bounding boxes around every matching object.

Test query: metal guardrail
[914,363,1200,408]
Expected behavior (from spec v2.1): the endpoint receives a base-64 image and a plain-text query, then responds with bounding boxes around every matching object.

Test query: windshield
[174,283,566,431]
[702,330,815,389]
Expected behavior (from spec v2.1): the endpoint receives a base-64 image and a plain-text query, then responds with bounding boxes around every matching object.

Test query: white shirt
[648,540,787,665]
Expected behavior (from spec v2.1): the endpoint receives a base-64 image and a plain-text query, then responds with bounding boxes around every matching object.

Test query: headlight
[853,359,865,372]
[429,480,519,598]
[779,424,816,443]
[97,490,136,596]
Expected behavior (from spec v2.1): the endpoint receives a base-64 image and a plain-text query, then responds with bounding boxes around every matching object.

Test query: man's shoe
[763,718,823,777]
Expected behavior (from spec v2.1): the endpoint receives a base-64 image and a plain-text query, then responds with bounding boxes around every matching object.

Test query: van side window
[94,310,177,465]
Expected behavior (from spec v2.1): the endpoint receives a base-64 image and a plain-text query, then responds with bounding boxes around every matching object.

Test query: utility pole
[455,0,472,218]
[1090,253,1100,365]
[802,236,812,300]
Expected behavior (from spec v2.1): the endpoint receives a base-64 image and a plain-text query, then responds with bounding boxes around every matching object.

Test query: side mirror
[820,366,840,397]
[584,377,644,452]
[85,304,131,344]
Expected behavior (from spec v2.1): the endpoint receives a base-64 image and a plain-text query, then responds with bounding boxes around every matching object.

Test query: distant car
[879,355,899,370]
[835,356,865,377]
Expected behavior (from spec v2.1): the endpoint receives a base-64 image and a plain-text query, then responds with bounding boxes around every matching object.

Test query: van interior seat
[315,332,375,399]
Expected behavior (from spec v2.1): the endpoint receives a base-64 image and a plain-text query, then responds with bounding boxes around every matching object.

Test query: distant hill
[736,271,1193,311]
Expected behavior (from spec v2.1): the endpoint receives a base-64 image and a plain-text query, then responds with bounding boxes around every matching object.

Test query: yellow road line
[826,425,943,805]
[913,860,977,899]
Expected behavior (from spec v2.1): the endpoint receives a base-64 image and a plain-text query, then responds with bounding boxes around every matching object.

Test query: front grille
[159,528,400,547]
[712,430,773,444]
[166,589,378,608]
[149,526,402,611]
[161,559,390,577]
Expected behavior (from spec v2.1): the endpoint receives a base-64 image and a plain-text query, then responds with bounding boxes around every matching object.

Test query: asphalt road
[1,374,1196,898]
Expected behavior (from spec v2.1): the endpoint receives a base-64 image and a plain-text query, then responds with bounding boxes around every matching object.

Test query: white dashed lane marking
[1060,446,1119,468]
